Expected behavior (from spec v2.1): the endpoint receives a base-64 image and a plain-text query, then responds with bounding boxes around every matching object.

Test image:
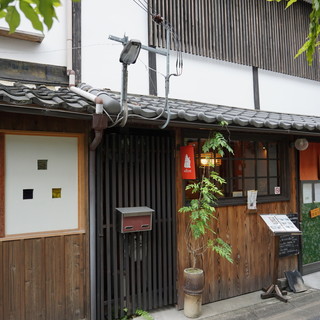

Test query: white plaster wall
[157,53,255,109]
[81,0,149,93]
[5,134,78,235]
[0,4,67,66]
[259,69,320,116]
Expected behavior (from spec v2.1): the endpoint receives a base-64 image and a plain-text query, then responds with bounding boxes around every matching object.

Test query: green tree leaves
[5,6,20,33]
[39,0,58,30]
[0,0,61,33]
[299,0,320,65]
[19,1,43,32]
[267,0,320,65]
[267,0,298,9]
[179,131,234,265]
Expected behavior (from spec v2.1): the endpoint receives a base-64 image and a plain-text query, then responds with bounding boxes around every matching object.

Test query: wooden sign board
[279,214,300,257]
[310,207,320,219]
[260,214,302,236]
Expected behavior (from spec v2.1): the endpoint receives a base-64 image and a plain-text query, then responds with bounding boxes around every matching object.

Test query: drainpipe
[67,0,75,86]
[89,149,97,320]
[70,86,108,150]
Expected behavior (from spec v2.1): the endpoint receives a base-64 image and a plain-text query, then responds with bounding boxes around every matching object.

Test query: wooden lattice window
[183,132,289,204]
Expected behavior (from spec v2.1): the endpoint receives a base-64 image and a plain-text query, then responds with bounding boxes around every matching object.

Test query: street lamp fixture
[118,39,141,127]
[120,40,141,65]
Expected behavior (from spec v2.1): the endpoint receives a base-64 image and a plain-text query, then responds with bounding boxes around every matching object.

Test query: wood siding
[0,235,87,320]
[175,128,298,308]
[149,0,320,81]
[0,112,90,320]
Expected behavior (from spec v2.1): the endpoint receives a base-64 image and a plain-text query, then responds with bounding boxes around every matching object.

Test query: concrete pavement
[149,272,320,320]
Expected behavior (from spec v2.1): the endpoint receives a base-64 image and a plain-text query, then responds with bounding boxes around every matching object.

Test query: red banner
[180,145,196,179]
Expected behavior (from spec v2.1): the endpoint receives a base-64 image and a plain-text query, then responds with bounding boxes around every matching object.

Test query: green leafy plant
[179,130,233,268]
[0,0,84,33]
[135,309,154,320]
[118,308,154,320]
[267,0,320,65]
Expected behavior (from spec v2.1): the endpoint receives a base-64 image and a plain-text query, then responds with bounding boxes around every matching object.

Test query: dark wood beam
[148,51,158,96]
[253,67,260,110]
[0,58,68,86]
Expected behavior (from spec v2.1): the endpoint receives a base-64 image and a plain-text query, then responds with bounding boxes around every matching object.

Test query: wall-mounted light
[294,138,309,151]
[200,153,222,167]
[119,40,141,65]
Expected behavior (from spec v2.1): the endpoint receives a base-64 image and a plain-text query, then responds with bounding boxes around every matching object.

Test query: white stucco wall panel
[81,0,149,93]
[0,5,67,66]
[5,134,79,235]
[259,69,320,116]
[157,53,255,109]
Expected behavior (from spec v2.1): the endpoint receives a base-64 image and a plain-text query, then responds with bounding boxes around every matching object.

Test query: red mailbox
[116,207,154,233]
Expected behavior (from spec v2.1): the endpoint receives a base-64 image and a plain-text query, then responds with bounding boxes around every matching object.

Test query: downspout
[89,149,97,320]
[67,0,75,86]
[70,86,107,150]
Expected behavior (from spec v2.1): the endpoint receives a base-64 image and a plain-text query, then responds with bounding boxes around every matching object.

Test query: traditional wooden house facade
[2,82,320,320]
[1,0,320,320]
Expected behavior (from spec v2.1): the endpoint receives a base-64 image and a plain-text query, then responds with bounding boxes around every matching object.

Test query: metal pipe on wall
[89,150,97,320]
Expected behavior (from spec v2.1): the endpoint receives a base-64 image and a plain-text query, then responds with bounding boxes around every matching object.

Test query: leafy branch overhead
[0,0,65,33]
[267,0,320,64]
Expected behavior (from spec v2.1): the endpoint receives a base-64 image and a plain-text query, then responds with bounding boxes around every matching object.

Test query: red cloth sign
[180,145,196,179]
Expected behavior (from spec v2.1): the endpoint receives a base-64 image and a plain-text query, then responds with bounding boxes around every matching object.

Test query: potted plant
[179,130,234,318]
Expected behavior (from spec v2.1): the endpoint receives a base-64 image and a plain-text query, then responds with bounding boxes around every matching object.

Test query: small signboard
[260,214,301,258]
[279,214,300,257]
[180,145,196,179]
[260,214,302,236]
[310,207,320,219]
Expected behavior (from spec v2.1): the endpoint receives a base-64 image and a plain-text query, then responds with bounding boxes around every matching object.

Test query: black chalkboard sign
[279,213,300,257]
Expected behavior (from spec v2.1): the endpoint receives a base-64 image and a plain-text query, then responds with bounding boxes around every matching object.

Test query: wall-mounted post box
[116,206,154,233]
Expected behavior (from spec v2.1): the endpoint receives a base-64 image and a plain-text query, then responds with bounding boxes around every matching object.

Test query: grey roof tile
[249,118,265,128]
[2,83,320,134]
[233,116,250,126]
[0,83,93,114]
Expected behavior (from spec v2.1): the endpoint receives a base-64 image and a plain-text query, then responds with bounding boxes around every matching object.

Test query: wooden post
[261,235,288,302]
[273,236,280,284]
